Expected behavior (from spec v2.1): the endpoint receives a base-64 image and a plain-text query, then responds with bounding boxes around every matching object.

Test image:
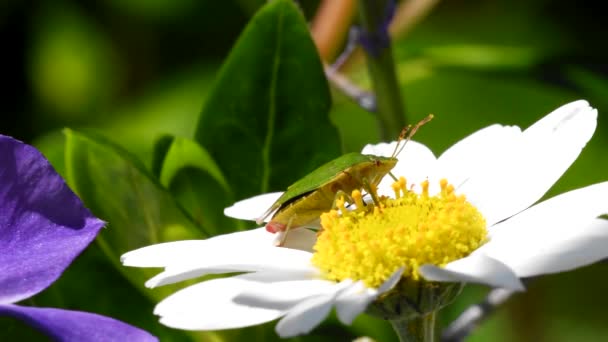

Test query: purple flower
[358,0,396,57]
[0,135,157,341]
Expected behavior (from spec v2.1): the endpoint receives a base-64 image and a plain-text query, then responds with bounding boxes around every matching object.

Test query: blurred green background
[1,0,607,341]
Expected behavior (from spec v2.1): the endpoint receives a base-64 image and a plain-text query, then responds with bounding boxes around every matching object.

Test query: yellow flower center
[311,177,488,288]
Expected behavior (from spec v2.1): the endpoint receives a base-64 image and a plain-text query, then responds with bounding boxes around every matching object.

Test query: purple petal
[0,135,105,304]
[0,304,157,342]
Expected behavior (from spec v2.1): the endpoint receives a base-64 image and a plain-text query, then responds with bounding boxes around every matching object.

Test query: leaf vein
[261,2,285,193]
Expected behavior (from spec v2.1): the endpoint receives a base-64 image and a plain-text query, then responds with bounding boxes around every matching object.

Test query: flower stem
[357,0,406,140]
[390,312,436,342]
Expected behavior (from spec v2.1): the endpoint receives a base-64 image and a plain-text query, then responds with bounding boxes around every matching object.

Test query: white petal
[361,141,399,156]
[145,246,314,288]
[336,267,403,325]
[377,267,405,293]
[224,192,284,221]
[363,140,438,196]
[275,280,353,338]
[479,182,608,277]
[419,253,524,291]
[322,268,401,325]
[437,124,521,191]
[334,281,377,324]
[121,228,275,267]
[235,278,347,310]
[122,227,317,288]
[236,269,325,284]
[155,276,283,331]
[484,181,608,248]
[490,219,608,277]
[460,100,597,225]
[275,295,335,337]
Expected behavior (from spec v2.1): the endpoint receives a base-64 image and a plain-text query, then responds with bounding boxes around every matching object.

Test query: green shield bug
[258,115,433,234]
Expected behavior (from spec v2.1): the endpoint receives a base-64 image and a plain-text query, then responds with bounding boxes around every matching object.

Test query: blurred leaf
[423,44,543,70]
[29,4,120,120]
[151,134,175,178]
[99,65,216,162]
[31,244,194,342]
[33,130,67,178]
[195,0,340,200]
[349,315,397,342]
[567,67,608,109]
[0,316,49,341]
[330,93,381,153]
[63,129,205,301]
[104,0,199,20]
[400,70,576,153]
[234,0,265,15]
[157,136,244,234]
[392,0,569,55]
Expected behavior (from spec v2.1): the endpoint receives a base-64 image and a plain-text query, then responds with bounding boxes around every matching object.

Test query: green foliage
[63,129,205,301]
[194,0,341,200]
[155,135,244,234]
[51,1,345,340]
[0,317,50,341]
[34,245,195,342]
[29,4,120,120]
[6,0,608,340]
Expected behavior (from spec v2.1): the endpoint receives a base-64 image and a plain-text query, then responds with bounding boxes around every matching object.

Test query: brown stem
[311,0,357,61]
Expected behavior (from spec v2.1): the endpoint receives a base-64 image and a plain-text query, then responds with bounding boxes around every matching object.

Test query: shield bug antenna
[391,114,434,159]
[386,114,434,182]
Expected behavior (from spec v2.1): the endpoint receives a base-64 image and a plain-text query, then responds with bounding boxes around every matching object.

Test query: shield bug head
[259,115,433,235]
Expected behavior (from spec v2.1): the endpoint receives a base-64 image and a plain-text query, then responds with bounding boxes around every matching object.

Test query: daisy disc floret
[313,178,487,288]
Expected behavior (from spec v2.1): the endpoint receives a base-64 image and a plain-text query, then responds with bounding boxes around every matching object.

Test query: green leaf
[151,134,175,178]
[158,136,244,234]
[159,137,229,191]
[194,0,340,200]
[0,317,49,341]
[31,244,194,342]
[63,129,206,300]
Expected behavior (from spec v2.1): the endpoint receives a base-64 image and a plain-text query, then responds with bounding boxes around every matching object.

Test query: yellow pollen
[421,180,429,197]
[336,196,347,214]
[312,178,488,288]
[391,182,401,199]
[352,190,364,211]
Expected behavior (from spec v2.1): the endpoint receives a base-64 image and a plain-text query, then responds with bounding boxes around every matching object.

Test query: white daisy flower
[122,100,608,339]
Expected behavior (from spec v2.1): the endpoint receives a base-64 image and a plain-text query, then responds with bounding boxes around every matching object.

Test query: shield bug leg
[266,221,286,233]
[276,215,297,246]
[362,178,382,206]
[332,189,355,210]
[388,171,399,182]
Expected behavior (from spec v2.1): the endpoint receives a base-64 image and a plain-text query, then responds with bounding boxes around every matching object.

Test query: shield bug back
[258,114,433,234]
